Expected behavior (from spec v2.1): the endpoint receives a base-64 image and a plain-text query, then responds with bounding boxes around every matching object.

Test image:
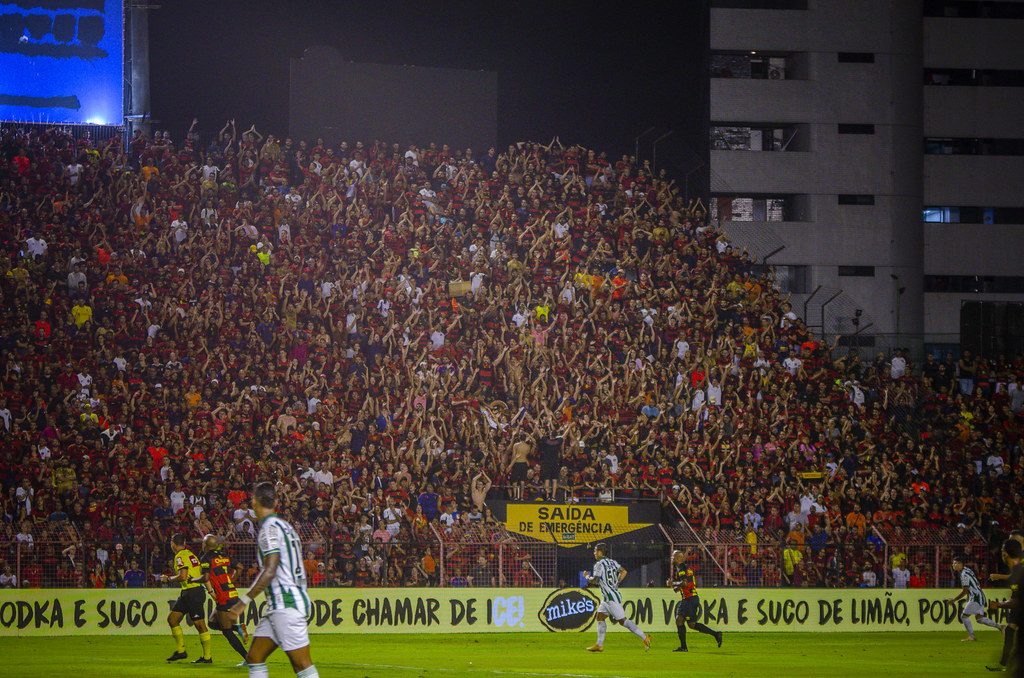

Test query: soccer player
[161,534,213,664]
[195,534,249,665]
[668,549,723,652]
[223,482,319,678]
[948,556,1002,642]
[582,542,651,653]
[986,537,1022,672]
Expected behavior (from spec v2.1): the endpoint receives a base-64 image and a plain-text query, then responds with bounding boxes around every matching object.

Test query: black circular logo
[537,588,600,632]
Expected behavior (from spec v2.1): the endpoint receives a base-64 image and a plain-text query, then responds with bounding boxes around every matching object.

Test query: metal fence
[433,523,557,588]
[662,522,991,590]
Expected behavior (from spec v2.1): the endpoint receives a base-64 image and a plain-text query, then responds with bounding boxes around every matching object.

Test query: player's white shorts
[597,600,626,621]
[253,608,310,651]
[962,601,986,617]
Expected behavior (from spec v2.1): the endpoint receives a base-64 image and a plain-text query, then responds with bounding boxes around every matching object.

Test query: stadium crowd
[0,121,1020,590]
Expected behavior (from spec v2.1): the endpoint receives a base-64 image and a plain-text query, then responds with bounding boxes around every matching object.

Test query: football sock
[171,625,185,653]
[596,620,606,646]
[976,615,1001,630]
[248,662,269,678]
[694,622,716,636]
[296,667,320,678]
[199,631,212,660]
[623,619,646,639]
[677,625,687,649]
[223,627,248,659]
[961,615,974,637]
[999,626,1015,665]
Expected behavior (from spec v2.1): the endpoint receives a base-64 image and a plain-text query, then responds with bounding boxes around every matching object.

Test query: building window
[711,195,795,222]
[837,52,874,63]
[924,1,1024,19]
[711,124,802,151]
[711,53,791,80]
[959,301,1024,359]
[925,68,1024,87]
[838,124,875,134]
[926,276,1024,294]
[924,138,1024,156]
[838,266,876,277]
[924,206,1024,224]
[837,194,875,205]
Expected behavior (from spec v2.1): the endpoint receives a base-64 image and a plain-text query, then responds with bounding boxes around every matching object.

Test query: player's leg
[192,615,213,663]
[166,608,188,660]
[960,612,976,640]
[588,610,608,651]
[246,637,278,678]
[688,599,722,647]
[216,609,249,661]
[973,612,1002,631]
[990,622,1017,670]
[284,646,317,676]
[961,601,984,640]
[608,600,649,649]
[277,609,318,676]
[674,614,688,652]
[674,596,689,650]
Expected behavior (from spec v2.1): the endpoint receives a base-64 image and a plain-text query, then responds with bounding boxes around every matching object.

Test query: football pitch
[0,631,1007,677]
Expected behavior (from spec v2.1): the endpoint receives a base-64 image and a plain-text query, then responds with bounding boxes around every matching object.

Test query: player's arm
[582,564,600,587]
[671,570,694,592]
[946,585,969,604]
[162,564,191,585]
[617,568,628,585]
[228,552,280,617]
[988,596,1017,611]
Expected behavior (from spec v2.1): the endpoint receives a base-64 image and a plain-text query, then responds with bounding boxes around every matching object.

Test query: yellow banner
[0,588,1012,636]
[504,504,650,544]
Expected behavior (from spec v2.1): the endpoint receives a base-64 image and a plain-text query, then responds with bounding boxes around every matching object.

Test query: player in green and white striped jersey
[224,482,319,678]
[948,556,1003,641]
[583,543,650,653]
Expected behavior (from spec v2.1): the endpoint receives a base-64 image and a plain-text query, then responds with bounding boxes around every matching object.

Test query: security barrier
[0,587,1014,636]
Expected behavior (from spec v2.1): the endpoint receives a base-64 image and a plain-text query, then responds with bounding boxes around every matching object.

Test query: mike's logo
[538,588,599,632]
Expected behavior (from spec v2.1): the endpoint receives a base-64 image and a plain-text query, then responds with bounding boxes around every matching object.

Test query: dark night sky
[149,1,707,163]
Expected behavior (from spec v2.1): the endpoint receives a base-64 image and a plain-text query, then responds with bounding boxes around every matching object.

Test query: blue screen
[0,0,123,125]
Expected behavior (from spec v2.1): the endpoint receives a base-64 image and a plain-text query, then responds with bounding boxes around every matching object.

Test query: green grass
[0,631,1007,677]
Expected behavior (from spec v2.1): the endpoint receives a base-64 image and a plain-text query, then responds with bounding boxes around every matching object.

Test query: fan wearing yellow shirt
[161,534,213,664]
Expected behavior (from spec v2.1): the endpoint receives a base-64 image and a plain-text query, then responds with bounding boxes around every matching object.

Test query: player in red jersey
[669,550,723,652]
[195,535,249,665]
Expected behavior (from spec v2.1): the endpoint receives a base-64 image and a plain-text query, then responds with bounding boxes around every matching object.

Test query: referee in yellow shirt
[161,534,213,664]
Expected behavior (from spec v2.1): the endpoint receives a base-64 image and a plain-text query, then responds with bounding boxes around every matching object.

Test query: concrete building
[708,0,1024,359]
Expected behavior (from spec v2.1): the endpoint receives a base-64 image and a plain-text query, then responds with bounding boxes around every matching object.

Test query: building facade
[709,0,1024,359]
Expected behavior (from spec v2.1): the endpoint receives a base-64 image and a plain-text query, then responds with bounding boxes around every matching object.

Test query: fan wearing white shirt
[782,350,802,376]
[893,565,911,589]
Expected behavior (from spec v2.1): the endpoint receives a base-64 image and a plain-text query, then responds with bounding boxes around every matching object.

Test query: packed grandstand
[0,123,1020,591]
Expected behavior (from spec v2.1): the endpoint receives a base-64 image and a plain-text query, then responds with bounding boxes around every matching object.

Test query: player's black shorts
[172,586,206,622]
[215,600,239,613]
[675,596,700,622]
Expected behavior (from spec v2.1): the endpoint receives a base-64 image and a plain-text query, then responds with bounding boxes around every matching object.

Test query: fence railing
[3,522,991,590]
[433,523,556,588]
[663,526,991,590]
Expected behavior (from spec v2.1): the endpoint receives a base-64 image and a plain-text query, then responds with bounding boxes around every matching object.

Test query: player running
[582,542,651,653]
[948,556,1003,642]
[161,534,213,664]
[224,482,319,678]
[195,534,250,666]
[669,550,722,652]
